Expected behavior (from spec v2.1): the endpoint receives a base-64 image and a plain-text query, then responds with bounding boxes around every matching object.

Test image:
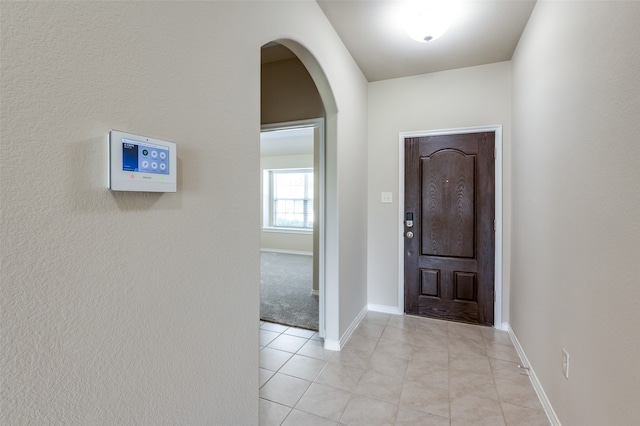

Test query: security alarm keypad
[109,130,177,192]
[122,139,170,175]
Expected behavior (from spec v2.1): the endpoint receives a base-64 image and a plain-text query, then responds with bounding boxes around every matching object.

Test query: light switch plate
[381,192,393,203]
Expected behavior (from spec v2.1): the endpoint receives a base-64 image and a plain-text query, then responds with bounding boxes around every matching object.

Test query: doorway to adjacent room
[260,121,324,331]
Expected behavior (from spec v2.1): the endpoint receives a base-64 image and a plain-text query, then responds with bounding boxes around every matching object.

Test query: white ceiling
[260,127,314,157]
[259,1,537,155]
[316,0,536,82]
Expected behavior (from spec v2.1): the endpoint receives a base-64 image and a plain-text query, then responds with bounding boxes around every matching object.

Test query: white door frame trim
[397,125,504,329]
[261,118,326,337]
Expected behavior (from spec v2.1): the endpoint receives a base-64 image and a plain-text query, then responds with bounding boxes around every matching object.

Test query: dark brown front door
[404,132,495,325]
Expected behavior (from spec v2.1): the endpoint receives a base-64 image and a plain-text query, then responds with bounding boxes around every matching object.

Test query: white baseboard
[260,248,313,256]
[323,338,341,351]
[324,305,368,351]
[508,326,561,426]
[495,321,509,331]
[367,303,403,315]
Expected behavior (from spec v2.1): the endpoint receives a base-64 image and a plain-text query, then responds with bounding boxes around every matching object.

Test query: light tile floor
[260,312,549,426]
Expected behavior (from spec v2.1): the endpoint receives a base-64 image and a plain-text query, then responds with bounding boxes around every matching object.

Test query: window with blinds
[268,169,314,229]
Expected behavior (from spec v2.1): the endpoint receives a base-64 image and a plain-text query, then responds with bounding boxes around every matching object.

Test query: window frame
[263,168,314,233]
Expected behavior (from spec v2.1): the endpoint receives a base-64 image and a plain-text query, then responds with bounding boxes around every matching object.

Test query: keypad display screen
[122,139,170,175]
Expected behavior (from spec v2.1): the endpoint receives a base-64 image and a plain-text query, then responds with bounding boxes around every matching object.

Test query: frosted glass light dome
[402,1,459,42]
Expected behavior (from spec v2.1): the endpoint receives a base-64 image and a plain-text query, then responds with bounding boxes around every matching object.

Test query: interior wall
[367,62,512,322]
[334,67,369,339]
[261,57,324,125]
[511,1,640,424]
[0,1,368,423]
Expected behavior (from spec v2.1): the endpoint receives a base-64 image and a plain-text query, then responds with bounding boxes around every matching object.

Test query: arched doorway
[260,41,337,339]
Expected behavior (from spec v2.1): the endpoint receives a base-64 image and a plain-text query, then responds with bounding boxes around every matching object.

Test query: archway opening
[259,42,331,336]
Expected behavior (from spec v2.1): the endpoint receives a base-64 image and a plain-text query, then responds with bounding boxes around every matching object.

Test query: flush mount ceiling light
[401,0,460,43]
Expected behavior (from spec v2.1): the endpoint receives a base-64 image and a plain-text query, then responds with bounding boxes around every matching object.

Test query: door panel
[404,132,495,325]
[421,150,475,258]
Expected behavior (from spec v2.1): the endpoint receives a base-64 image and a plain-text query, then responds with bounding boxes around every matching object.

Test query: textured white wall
[367,62,512,320]
[336,80,369,337]
[0,1,367,424]
[511,1,640,424]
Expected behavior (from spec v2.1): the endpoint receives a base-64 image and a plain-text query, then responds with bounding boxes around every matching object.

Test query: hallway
[260,312,548,425]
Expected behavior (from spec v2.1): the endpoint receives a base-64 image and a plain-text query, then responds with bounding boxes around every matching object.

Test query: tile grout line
[485,330,509,425]
[261,318,545,425]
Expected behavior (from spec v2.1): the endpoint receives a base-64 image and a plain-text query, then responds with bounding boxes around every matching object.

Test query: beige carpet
[260,252,318,331]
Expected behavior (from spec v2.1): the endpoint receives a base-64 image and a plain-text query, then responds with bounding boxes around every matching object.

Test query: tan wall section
[261,57,324,125]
